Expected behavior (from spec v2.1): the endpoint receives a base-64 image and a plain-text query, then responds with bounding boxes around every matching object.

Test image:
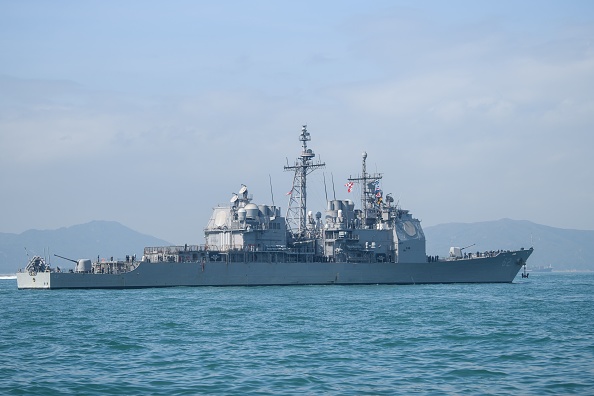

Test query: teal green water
[1,273,593,395]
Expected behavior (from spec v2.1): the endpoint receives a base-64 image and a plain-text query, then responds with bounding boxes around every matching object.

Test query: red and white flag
[345,181,354,193]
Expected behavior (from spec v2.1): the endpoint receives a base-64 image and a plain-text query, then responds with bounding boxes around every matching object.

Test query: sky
[1,0,593,244]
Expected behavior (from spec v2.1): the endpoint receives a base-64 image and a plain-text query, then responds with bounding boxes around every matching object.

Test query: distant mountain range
[0,221,170,274]
[1,219,592,274]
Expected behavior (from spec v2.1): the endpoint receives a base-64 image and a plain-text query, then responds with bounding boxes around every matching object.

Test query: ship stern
[16,271,51,289]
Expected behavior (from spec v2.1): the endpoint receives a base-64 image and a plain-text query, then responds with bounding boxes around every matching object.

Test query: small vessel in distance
[17,125,533,289]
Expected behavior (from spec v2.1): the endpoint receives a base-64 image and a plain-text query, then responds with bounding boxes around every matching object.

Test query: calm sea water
[1,273,593,395]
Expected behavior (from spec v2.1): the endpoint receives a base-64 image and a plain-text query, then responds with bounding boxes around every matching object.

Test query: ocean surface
[1,273,593,395]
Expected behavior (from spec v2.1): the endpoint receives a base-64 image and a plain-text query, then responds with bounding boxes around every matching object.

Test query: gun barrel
[54,254,78,264]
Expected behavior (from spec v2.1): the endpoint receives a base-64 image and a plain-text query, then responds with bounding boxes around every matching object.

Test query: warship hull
[17,249,532,289]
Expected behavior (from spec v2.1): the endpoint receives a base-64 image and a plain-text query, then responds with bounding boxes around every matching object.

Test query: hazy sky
[1,1,593,243]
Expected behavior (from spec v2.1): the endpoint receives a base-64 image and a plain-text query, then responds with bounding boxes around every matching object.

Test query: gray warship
[17,126,533,289]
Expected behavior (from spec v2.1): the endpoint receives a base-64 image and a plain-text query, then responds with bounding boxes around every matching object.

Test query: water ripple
[2,273,594,394]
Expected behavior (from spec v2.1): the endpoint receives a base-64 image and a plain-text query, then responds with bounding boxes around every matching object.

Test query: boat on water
[17,125,533,289]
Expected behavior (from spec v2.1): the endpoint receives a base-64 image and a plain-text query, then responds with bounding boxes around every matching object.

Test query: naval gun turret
[449,244,476,259]
[54,254,92,273]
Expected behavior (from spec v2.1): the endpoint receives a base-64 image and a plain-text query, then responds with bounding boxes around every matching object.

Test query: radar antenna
[284,125,325,238]
[348,151,383,228]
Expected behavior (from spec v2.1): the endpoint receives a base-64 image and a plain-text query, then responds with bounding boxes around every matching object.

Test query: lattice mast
[348,151,383,228]
[284,125,325,238]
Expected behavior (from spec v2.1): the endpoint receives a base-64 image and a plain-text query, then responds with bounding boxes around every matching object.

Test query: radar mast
[284,125,325,238]
[348,151,383,228]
